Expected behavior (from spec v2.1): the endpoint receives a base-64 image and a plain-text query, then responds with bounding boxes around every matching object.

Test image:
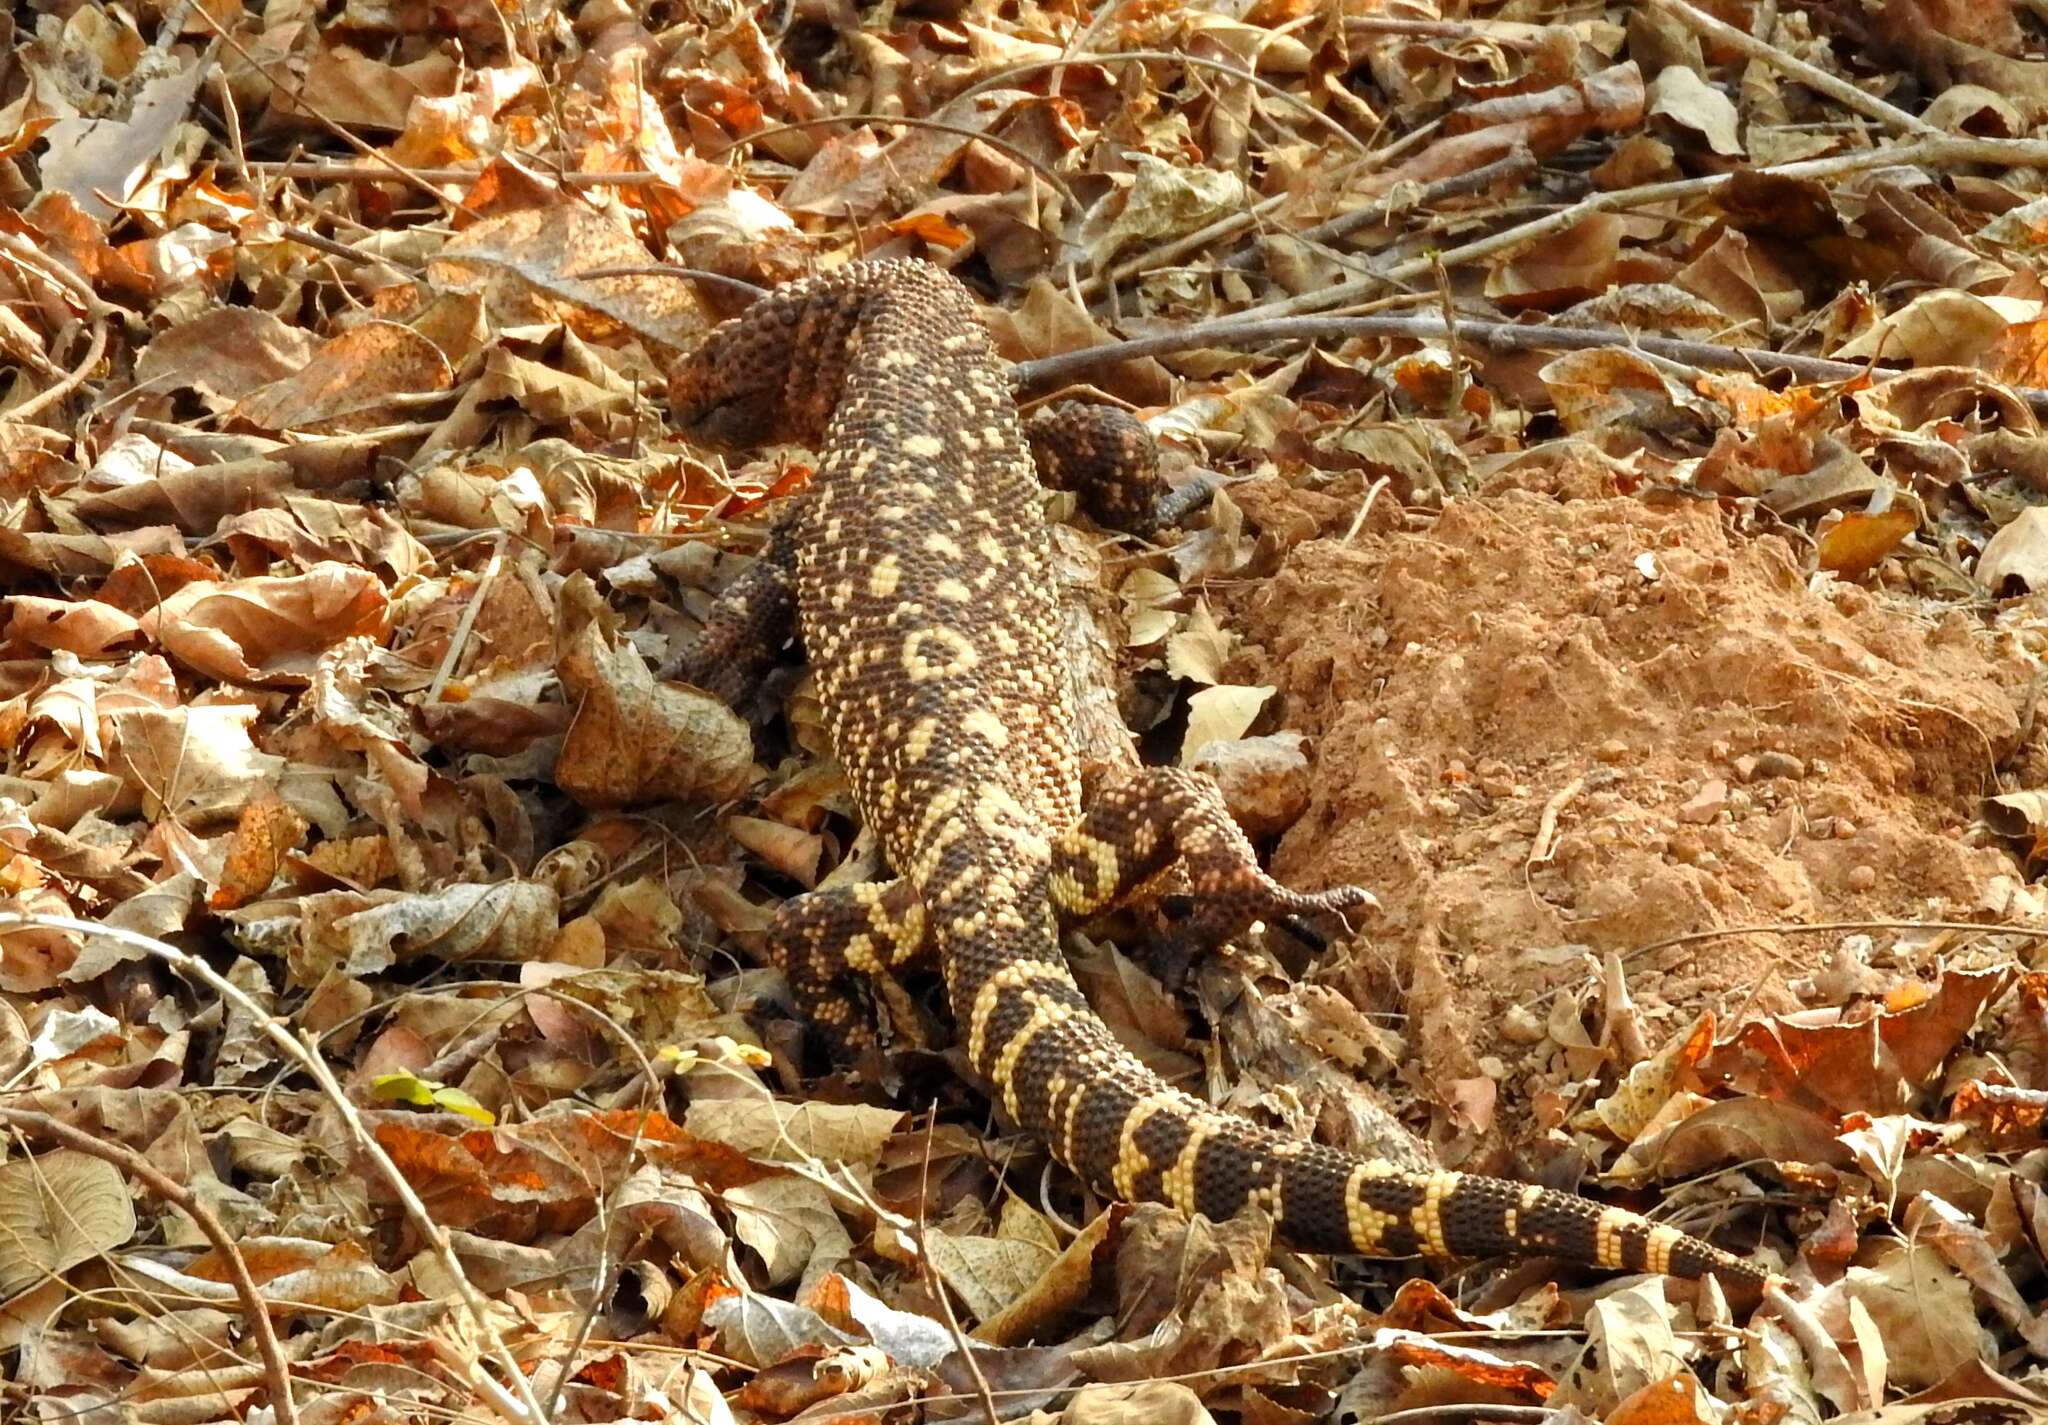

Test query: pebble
[1596,738,1629,764]
[1500,1004,1547,1044]
[1847,865,1878,891]
[1834,818,1858,839]
[1753,750,1807,780]
[1678,778,1728,824]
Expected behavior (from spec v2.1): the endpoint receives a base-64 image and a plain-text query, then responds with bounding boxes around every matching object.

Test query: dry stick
[1217,144,1541,274]
[1015,305,2048,419]
[1225,135,2048,324]
[912,1111,999,1425]
[0,233,117,317]
[572,266,767,299]
[1076,129,1469,299]
[1048,0,1126,101]
[1081,187,1296,299]
[0,234,121,426]
[1647,0,1936,138]
[0,1107,300,1425]
[1345,16,1502,37]
[945,50,1375,163]
[278,223,422,271]
[1010,309,1961,402]
[0,913,549,1425]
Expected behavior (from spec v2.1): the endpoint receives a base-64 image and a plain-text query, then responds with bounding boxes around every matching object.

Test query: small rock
[1833,818,1858,839]
[1678,779,1728,824]
[1596,739,1629,764]
[1191,733,1312,839]
[1501,1004,1547,1044]
[1428,796,1461,819]
[1847,865,1878,891]
[1753,750,1807,780]
[1708,739,1731,762]
[1731,753,1760,782]
[1479,773,1515,798]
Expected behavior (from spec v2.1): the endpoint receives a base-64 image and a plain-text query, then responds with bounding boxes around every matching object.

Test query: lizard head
[668,280,862,451]
[667,320,788,452]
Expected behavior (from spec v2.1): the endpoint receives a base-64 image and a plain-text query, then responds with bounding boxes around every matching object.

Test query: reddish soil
[1219,454,2037,1150]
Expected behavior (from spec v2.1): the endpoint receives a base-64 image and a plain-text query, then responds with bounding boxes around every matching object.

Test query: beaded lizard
[667,259,1770,1289]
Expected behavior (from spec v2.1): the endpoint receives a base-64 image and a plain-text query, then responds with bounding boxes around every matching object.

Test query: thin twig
[1218,144,1540,273]
[0,1108,301,1425]
[1648,0,1936,137]
[1619,917,2048,966]
[277,224,422,272]
[574,266,767,299]
[1010,309,2048,417]
[1518,917,2048,1013]
[3,319,106,425]
[912,1110,998,1424]
[0,233,117,317]
[188,5,467,216]
[227,160,671,185]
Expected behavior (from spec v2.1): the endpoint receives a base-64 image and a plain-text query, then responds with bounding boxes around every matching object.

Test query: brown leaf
[1818,508,1918,581]
[1700,966,2013,1115]
[0,1151,136,1297]
[428,205,708,350]
[232,321,453,433]
[135,563,388,685]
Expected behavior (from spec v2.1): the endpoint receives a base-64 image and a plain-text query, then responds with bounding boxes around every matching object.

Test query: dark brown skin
[668,259,1772,1289]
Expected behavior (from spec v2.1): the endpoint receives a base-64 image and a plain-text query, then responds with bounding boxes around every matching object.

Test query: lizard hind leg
[661,515,801,707]
[1025,403,1166,535]
[767,878,931,1063]
[1051,767,1377,985]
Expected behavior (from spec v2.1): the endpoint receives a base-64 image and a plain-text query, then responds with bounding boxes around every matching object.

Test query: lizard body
[668,259,1769,1289]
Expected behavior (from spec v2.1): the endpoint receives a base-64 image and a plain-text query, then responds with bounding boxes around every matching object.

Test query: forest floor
[6,1,2048,1422]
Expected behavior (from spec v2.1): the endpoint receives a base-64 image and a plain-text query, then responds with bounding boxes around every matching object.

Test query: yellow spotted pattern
[664,260,1773,1293]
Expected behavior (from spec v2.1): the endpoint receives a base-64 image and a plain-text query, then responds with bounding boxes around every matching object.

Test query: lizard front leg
[1051,766,1376,985]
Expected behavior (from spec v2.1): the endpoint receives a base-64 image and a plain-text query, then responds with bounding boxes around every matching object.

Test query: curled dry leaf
[288,880,561,980]
[135,563,389,686]
[1977,505,2048,594]
[1818,508,1919,581]
[1576,1011,1716,1143]
[1700,966,2014,1116]
[555,574,754,808]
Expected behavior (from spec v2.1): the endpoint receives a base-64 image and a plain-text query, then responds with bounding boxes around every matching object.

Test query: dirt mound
[1225,457,2034,1135]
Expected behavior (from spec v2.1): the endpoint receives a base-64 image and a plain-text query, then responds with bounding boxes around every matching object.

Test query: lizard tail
[952,927,1772,1289]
